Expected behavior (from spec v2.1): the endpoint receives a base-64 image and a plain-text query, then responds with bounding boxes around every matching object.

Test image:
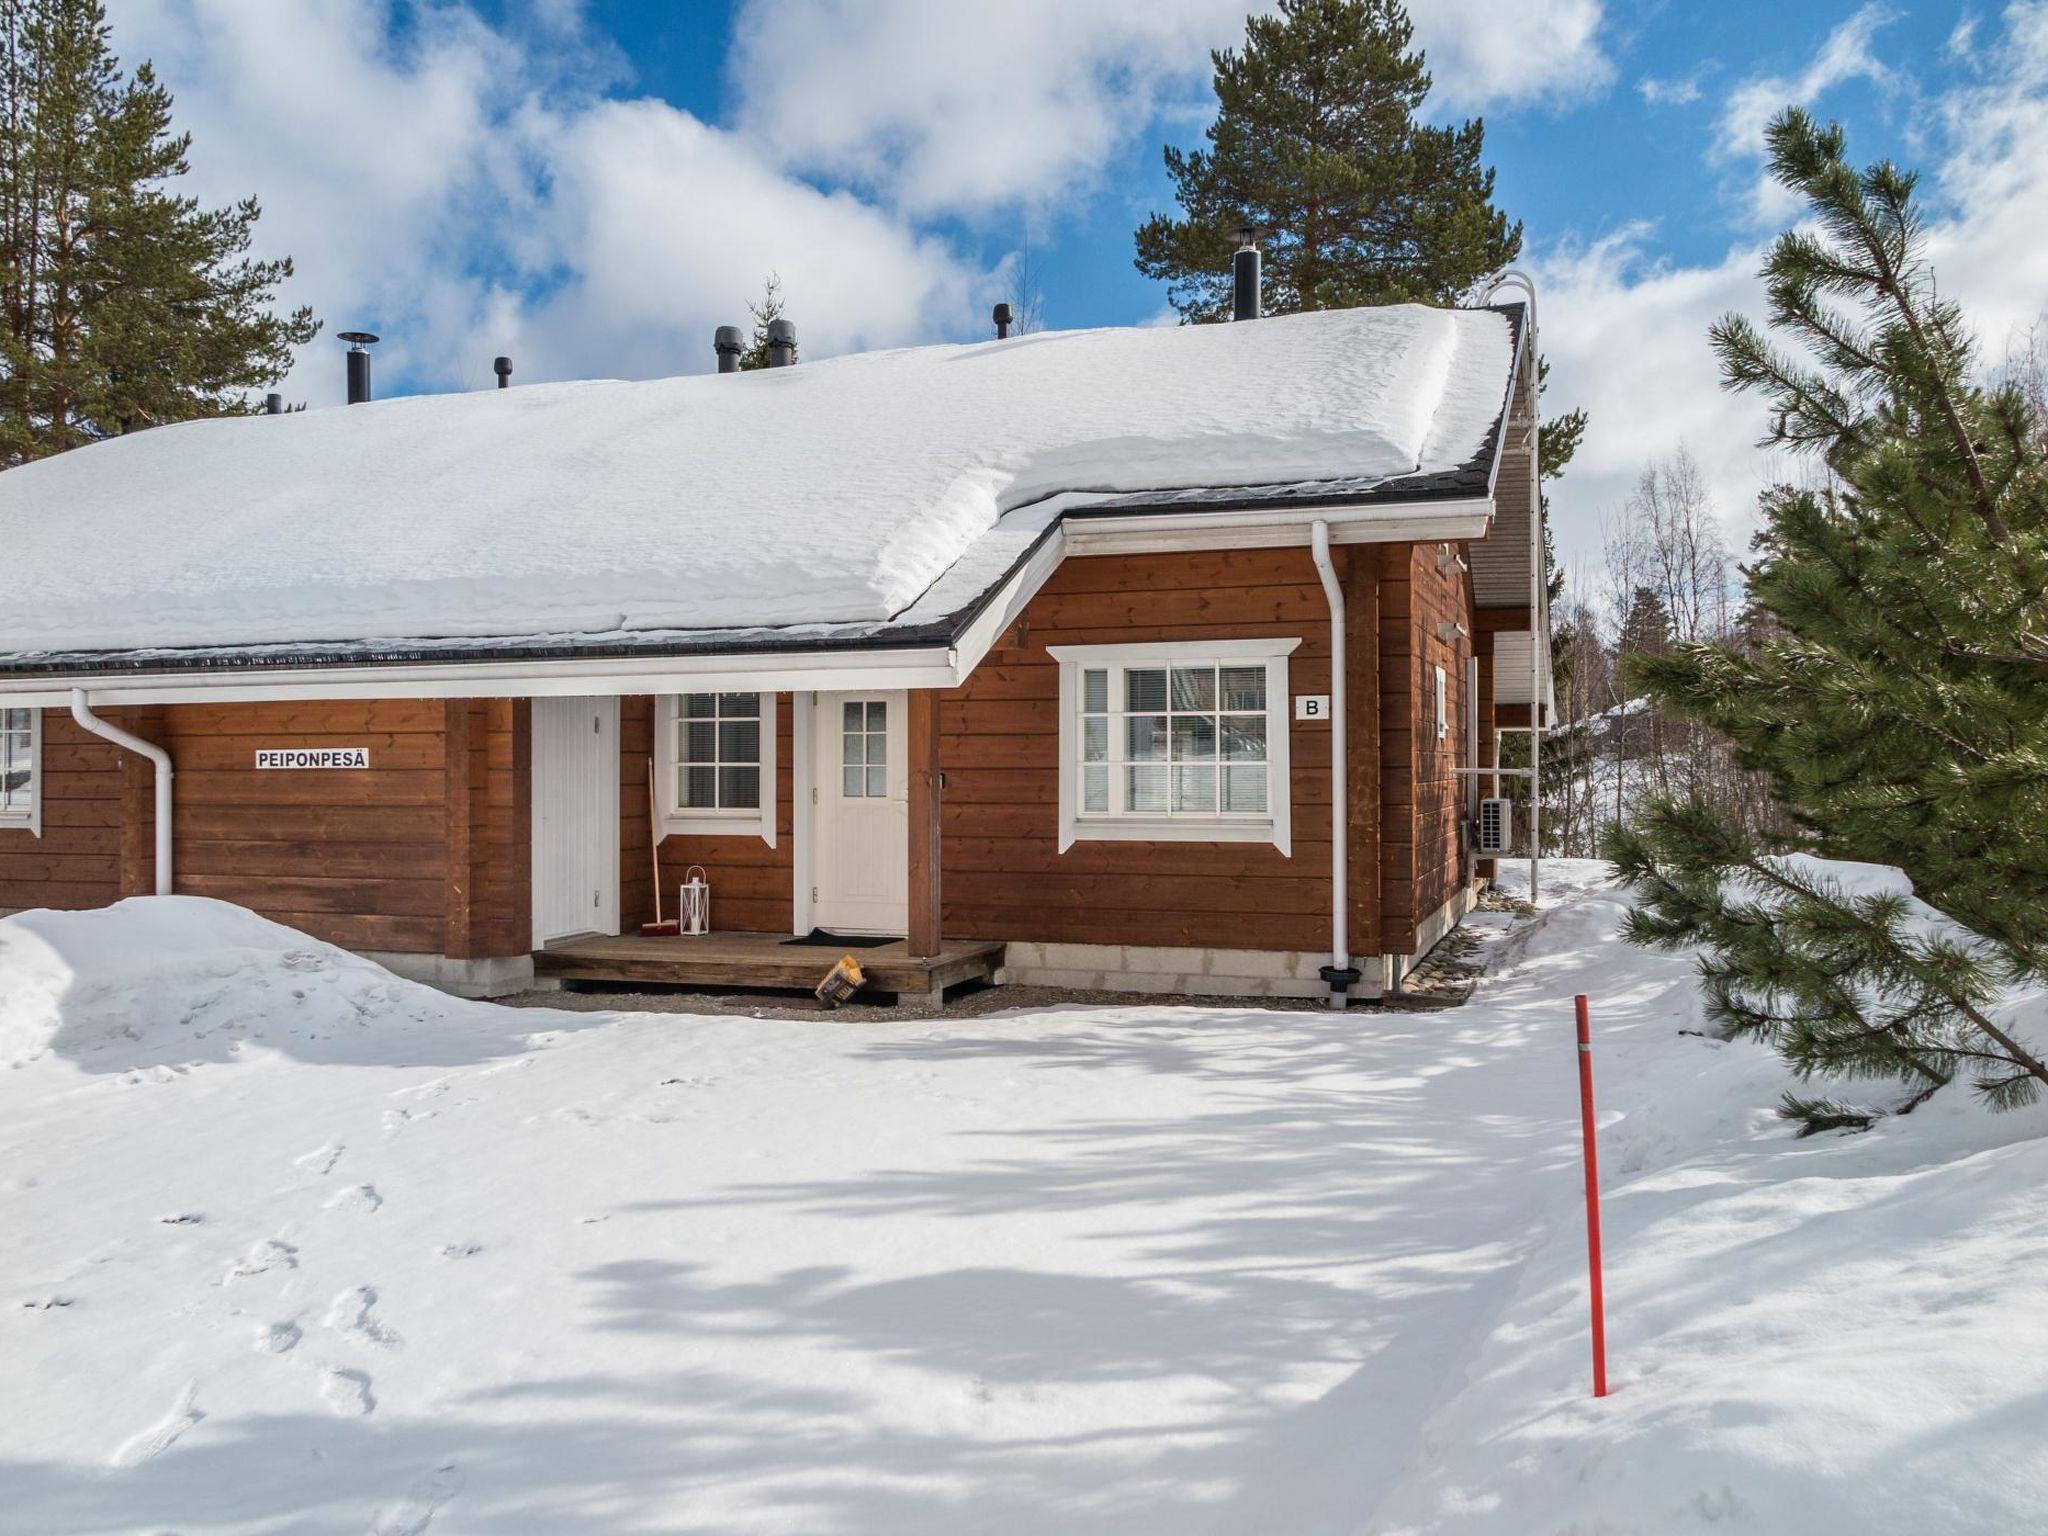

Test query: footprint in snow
[370,1462,465,1535]
[109,1381,204,1468]
[21,1294,74,1310]
[325,1284,402,1348]
[436,1243,482,1260]
[157,1212,204,1226]
[225,1239,298,1282]
[382,1106,438,1135]
[318,1367,375,1417]
[324,1183,383,1215]
[257,1320,301,1354]
[295,1141,344,1175]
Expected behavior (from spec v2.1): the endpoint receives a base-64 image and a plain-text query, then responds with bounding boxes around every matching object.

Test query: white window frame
[655,691,777,846]
[1050,639,1297,856]
[1435,664,1449,742]
[0,707,40,838]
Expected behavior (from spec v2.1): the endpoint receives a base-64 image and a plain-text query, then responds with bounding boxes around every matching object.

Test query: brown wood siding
[442,699,532,959]
[0,710,126,911]
[163,701,451,953]
[1377,542,1477,953]
[2,697,532,959]
[620,694,796,936]
[941,546,1347,954]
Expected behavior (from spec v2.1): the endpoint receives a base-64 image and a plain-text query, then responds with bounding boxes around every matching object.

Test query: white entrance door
[810,691,908,935]
[532,695,620,946]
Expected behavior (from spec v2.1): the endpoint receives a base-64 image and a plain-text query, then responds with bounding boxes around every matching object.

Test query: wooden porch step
[533,930,1006,1004]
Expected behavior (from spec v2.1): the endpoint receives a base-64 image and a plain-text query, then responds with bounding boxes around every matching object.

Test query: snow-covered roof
[0,304,1517,661]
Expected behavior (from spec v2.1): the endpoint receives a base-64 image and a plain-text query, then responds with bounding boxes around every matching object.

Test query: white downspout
[1310,520,1349,1010]
[70,690,172,896]
[1486,266,1544,906]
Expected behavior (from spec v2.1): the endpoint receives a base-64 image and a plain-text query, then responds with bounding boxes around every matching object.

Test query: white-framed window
[0,707,39,838]
[656,691,777,846]
[1435,665,1449,742]
[838,699,890,798]
[1050,639,1297,855]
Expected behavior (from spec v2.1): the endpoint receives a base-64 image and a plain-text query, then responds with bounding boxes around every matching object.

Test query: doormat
[782,929,896,949]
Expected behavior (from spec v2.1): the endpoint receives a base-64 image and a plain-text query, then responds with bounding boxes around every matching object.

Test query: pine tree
[0,0,316,465]
[738,272,791,371]
[1135,0,1517,316]
[1604,108,2048,1119]
[1132,0,1585,487]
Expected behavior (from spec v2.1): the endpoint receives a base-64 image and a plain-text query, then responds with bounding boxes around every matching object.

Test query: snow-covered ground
[3,868,2046,1533]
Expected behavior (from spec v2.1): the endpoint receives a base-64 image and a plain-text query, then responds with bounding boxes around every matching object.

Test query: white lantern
[680,866,711,936]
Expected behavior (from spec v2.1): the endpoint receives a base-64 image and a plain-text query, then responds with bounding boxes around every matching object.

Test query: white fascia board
[0,644,959,708]
[1061,498,1492,555]
[944,524,1068,682]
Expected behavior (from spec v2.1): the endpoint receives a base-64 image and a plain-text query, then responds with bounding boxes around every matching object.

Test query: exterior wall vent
[1477,796,1514,858]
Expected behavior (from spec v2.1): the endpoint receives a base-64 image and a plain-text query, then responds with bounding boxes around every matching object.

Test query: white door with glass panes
[810,691,908,935]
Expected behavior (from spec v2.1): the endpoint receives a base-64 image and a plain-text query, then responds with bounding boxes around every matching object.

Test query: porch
[533,929,1007,1010]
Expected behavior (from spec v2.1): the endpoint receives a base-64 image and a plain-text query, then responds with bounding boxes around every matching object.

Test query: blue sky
[105,2,2048,565]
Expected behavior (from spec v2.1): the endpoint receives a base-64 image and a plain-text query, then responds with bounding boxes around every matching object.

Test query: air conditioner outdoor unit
[1476,796,1514,857]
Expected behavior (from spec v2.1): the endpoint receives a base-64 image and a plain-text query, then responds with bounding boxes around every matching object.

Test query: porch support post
[907,688,942,958]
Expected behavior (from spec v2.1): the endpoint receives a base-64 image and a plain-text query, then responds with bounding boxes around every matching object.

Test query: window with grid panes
[840,700,888,797]
[677,693,762,810]
[0,708,36,831]
[1051,640,1297,853]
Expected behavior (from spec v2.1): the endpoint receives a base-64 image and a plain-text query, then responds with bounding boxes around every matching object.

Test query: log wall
[0,699,531,957]
[939,545,1396,955]
[619,694,796,936]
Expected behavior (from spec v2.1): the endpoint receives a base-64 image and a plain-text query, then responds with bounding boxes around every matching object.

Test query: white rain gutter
[1309,521,1352,1010]
[69,690,172,896]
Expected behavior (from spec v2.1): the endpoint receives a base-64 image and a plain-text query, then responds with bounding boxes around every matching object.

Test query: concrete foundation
[364,951,536,1000]
[997,941,1384,1002]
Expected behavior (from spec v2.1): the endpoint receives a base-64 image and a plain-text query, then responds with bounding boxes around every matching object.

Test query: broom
[639,757,681,936]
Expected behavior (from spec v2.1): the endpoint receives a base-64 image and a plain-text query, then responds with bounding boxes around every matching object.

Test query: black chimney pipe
[1231,226,1262,322]
[264,393,283,415]
[493,356,513,389]
[766,318,797,368]
[993,302,1013,340]
[714,325,744,373]
[339,331,379,404]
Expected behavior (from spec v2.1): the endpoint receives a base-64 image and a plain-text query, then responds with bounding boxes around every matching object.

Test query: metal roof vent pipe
[714,325,744,373]
[993,302,1013,340]
[1232,224,1262,321]
[339,331,379,403]
[493,355,513,389]
[766,317,797,368]
[264,393,283,415]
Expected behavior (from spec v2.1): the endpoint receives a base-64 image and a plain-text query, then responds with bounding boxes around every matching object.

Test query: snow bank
[8,868,2040,1532]
[0,897,497,1070]
[1367,867,2048,1536]
[0,304,1513,654]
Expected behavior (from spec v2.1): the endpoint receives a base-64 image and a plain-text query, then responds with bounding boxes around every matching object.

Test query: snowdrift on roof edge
[0,305,1514,655]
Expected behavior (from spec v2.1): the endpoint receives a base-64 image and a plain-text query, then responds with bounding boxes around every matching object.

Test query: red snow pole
[1575,993,1609,1398]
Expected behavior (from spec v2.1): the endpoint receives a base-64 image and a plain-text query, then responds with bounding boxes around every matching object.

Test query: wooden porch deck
[533,931,1007,1009]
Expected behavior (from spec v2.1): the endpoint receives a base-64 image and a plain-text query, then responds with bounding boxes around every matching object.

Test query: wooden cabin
[0,299,1552,1008]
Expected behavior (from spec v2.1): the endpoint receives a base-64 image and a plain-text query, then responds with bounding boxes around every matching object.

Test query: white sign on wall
[255,748,370,770]
[1294,695,1331,722]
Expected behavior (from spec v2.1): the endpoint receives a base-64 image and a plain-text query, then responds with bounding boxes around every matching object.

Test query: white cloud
[1526,228,1773,570]
[103,0,997,404]
[1419,0,1613,112]
[1539,1,2048,572]
[1715,4,1896,162]
[730,0,1612,218]
[1637,73,1704,107]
